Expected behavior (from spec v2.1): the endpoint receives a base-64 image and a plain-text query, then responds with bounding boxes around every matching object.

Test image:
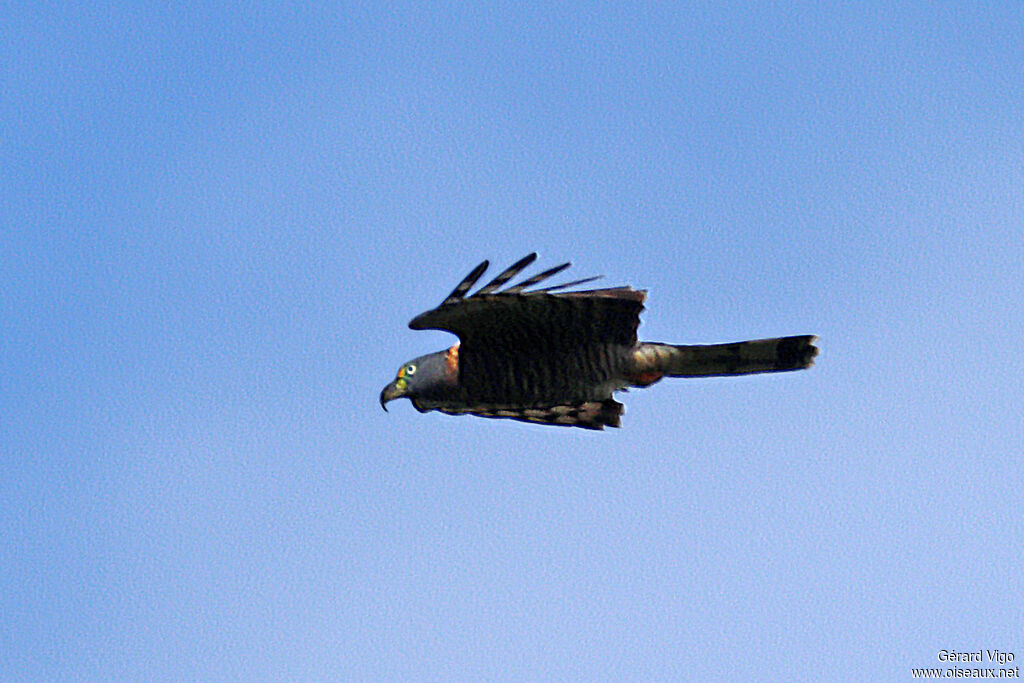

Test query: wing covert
[408,255,647,349]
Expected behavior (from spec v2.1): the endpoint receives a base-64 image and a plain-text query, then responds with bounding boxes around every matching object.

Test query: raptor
[380,254,817,430]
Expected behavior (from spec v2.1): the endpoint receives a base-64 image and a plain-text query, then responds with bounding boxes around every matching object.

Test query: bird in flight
[380,253,817,430]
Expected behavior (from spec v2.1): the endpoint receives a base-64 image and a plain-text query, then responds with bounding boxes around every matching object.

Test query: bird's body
[380,254,817,429]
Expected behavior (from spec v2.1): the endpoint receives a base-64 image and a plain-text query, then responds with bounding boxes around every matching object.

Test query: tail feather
[633,335,818,379]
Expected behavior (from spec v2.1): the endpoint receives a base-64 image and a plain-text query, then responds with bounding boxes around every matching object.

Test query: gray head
[379,348,456,411]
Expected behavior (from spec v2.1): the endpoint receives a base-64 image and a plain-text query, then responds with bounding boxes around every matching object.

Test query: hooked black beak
[379,380,403,411]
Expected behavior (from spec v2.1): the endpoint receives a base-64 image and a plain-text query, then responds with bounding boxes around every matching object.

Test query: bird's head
[379,348,457,411]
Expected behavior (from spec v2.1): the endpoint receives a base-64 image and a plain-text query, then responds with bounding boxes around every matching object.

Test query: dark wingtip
[474,253,539,296]
[440,259,491,306]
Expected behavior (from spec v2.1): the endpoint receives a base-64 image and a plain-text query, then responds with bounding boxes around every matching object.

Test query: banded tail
[630,335,818,383]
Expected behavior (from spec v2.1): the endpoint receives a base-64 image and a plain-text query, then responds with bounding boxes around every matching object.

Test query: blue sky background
[3,3,1022,681]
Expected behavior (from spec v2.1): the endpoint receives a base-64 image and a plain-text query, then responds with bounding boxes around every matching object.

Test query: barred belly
[458,342,631,405]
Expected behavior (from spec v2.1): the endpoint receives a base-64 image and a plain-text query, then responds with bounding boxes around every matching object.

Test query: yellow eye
[404,364,417,376]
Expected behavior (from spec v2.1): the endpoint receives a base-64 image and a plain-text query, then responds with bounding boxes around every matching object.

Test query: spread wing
[408,254,646,404]
[409,253,646,348]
